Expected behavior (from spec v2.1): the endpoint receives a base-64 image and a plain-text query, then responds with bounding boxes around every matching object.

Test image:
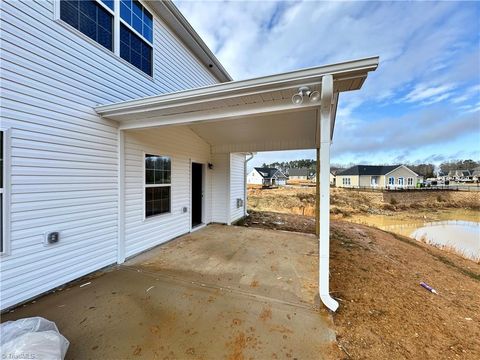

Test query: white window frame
[143,152,172,221]
[397,177,404,186]
[1,128,11,256]
[407,177,414,186]
[388,176,395,186]
[54,0,155,78]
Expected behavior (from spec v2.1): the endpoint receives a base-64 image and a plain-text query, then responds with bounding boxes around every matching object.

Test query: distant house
[336,165,421,188]
[247,167,287,187]
[448,170,472,182]
[330,172,335,186]
[472,167,480,182]
[287,168,316,181]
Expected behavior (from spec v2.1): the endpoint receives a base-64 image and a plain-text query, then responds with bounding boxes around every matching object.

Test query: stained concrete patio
[2,225,336,359]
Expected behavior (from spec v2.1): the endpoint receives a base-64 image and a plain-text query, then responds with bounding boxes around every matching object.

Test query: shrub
[389,197,398,205]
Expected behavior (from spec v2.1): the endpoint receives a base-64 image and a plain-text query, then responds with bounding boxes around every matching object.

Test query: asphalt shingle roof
[254,167,286,179]
[287,168,315,177]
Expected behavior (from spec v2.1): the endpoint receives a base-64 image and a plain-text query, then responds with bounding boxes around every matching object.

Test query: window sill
[142,211,172,222]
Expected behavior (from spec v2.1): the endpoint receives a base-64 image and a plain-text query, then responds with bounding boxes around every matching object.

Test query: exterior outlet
[44,232,60,246]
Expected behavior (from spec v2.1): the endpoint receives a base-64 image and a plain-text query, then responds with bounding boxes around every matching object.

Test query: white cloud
[174,0,480,164]
[402,83,456,104]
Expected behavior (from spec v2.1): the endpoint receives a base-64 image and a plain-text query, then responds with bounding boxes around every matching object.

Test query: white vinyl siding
[0,0,218,310]
[123,127,211,258]
[211,153,229,224]
[230,153,246,223]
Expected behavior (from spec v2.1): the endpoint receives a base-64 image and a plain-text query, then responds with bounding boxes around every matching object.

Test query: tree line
[261,159,480,178]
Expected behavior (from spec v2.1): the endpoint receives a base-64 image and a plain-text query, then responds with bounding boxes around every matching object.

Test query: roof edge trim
[96,56,379,115]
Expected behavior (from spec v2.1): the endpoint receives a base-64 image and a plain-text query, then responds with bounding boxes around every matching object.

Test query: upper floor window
[120,0,153,42]
[59,0,153,76]
[120,24,152,76]
[60,0,114,51]
[120,1,153,75]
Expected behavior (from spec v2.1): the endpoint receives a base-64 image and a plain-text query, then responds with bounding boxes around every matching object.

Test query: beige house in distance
[336,165,422,189]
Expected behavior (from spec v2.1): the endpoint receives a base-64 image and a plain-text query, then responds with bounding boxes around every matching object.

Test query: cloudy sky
[175,0,480,168]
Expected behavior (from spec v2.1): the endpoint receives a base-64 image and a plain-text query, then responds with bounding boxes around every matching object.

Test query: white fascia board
[95,56,379,116]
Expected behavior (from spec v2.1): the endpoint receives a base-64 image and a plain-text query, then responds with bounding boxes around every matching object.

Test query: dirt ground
[247,186,479,217]
[241,211,480,359]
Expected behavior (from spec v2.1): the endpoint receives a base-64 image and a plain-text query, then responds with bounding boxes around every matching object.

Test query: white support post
[318,74,339,312]
[117,129,126,263]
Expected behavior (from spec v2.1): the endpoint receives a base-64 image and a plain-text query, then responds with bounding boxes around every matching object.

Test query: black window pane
[120,25,130,45]
[132,14,143,35]
[131,34,142,53]
[120,1,131,24]
[79,15,96,41]
[60,2,79,28]
[143,24,153,43]
[60,0,113,52]
[141,41,151,58]
[145,155,155,169]
[146,169,154,184]
[144,10,152,27]
[146,187,154,202]
[141,58,151,76]
[79,0,96,20]
[120,24,152,75]
[97,29,112,50]
[100,0,114,10]
[97,6,112,30]
[145,186,170,217]
[131,50,141,69]
[132,1,143,18]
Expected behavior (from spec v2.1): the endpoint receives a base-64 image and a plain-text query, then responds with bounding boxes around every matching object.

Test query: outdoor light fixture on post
[291,86,320,104]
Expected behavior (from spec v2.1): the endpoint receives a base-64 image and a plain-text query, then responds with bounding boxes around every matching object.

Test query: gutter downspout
[244,152,255,217]
[319,75,339,312]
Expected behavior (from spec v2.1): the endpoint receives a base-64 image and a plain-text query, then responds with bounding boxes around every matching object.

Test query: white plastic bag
[1,317,69,360]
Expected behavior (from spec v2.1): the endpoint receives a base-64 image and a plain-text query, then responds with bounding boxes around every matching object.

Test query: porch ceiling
[95,57,378,152]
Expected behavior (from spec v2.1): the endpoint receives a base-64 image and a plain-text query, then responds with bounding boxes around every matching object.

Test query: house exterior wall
[247,170,264,185]
[230,153,246,223]
[211,153,229,224]
[335,175,360,188]
[0,0,218,310]
[123,128,212,258]
[359,175,371,187]
[289,175,308,180]
[385,167,419,188]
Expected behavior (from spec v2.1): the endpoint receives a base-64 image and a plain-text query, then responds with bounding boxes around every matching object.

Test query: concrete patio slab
[2,225,335,359]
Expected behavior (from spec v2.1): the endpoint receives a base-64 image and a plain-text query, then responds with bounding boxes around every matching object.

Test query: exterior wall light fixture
[292,86,320,104]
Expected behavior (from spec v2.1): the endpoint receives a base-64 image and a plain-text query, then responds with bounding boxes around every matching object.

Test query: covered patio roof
[96,56,379,312]
[95,57,378,153]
